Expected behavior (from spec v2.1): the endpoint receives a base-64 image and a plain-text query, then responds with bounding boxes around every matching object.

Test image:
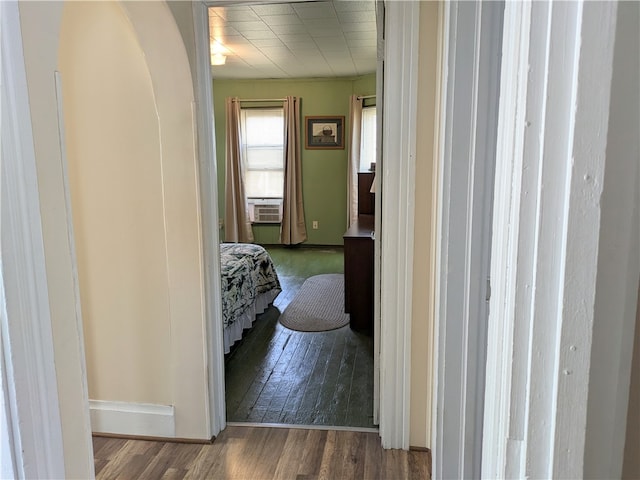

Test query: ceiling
[208,1,378,79]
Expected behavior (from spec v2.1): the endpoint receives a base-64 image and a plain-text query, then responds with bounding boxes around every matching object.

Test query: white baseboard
[89,400,175,438]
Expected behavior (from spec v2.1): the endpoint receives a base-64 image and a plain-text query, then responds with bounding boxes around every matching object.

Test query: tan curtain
[348,95,363,226]
[224,97,254,243]
[280,96,307,245]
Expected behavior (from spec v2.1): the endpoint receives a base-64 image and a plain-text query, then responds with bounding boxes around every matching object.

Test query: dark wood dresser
[343,172,375,332]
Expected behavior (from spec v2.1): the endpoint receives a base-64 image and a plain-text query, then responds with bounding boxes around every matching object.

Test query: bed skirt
[223,288,280,354]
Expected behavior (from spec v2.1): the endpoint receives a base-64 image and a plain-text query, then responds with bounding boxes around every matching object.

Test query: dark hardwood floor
[225,246,375,428]
[225,307,375,427]
[93,426,431,479]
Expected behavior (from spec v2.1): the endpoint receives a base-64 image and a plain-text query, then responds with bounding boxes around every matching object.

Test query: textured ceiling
[208,1,378,79]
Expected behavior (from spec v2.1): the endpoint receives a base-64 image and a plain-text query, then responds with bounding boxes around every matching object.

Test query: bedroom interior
[210,1,380,428]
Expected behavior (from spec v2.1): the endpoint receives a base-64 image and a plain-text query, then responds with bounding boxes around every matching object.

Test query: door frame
[0,2,66,477]
[193,0,423,448]
[192,0,226,437]
[431,1,503,476]
[482,2,639,478]
[376,0,420,449]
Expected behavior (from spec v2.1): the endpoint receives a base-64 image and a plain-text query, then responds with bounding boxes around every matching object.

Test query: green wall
[213,74,376,245]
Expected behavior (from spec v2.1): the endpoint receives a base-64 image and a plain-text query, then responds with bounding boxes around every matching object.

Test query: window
[241,108,284,199]
[360,106,377,171]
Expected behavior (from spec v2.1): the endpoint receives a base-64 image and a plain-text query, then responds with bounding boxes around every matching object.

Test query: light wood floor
[93,426,431,479]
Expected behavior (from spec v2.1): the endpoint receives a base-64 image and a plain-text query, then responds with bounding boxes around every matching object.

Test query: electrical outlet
[312,220,319,229]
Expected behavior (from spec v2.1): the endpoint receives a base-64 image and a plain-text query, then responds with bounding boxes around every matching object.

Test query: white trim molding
[482,2,637,478]
[0,2,66,477]
[481,2,532,476]
[192,0,226,439]
[432,1,503,478]
[89,400,176,438]
[378,0,419,450]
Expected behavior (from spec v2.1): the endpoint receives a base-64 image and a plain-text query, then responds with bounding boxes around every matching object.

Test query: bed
[220,243,281,353]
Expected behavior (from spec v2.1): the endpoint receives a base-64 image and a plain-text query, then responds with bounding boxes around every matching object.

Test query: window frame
[239,106,285,223]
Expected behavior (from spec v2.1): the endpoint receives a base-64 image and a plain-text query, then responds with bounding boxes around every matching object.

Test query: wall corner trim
[89,400,176,438]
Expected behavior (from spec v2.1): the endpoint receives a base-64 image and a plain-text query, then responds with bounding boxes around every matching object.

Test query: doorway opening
[206,0,380,431]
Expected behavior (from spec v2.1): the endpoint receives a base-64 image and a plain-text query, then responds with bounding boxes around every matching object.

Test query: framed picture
[305,116,345,150]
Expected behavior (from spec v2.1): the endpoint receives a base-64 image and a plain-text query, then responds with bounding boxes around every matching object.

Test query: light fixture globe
[211,53,226,66]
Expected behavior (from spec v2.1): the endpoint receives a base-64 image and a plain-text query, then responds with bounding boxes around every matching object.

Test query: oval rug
[278,273,350,332]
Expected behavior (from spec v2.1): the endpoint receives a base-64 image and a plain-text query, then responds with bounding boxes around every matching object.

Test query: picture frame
[305,116,345,150]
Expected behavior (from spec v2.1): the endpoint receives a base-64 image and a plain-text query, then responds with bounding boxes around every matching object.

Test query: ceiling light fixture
[211,53,227,66]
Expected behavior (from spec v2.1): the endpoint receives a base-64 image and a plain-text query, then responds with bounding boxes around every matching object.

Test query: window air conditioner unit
[250,201,282,223]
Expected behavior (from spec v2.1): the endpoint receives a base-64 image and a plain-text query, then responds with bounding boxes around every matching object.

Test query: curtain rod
[232,98,286,103]
[357,94,376,100]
